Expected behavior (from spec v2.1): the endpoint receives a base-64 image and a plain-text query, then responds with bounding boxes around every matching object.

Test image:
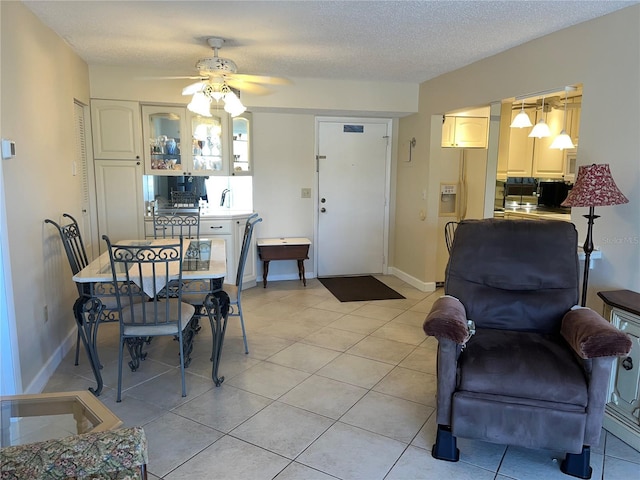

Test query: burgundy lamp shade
[562,164,629,207]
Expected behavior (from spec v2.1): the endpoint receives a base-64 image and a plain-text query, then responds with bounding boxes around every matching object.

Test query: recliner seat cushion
[458,328,588,407]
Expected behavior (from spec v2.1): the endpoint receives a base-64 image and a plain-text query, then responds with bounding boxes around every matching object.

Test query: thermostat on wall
[1,139,16,159]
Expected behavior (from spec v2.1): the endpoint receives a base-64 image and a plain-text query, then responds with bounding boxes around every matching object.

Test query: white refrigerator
[436,148,488,282]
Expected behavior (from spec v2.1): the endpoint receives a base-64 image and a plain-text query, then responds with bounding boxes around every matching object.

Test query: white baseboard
[388,267,437,293]
[25,328,76,394]
[255,271,316,285]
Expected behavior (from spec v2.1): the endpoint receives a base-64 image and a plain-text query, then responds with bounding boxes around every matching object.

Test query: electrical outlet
[301,188,311,198]
[44,305,49,323]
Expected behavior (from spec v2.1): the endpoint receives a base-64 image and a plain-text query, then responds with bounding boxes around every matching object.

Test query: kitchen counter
[144,209,254,220]
[495,207,571,222]
[201,209,254,218]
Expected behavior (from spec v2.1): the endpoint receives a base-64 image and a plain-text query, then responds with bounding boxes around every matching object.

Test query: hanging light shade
[184,81,246,117]
[550,130,575,150]
[510,100,533,128]
[223,91,247,117]
[529,97,551,138]
[550,88,575,150]
[187,91,212,117]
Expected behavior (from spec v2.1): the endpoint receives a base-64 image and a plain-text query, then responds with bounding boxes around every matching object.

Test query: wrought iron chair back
[224,213,262,353]
[445,221,459,253]
[153,207,201,239]
[45,213,89,296]
[103,235,194,401]
[170,190,198,207]
[45,213,92,366]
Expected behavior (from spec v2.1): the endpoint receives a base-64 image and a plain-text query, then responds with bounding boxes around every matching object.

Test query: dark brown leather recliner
[424,219,631,479]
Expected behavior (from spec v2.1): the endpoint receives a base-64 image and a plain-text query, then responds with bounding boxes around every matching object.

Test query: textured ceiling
[23,0,638,83]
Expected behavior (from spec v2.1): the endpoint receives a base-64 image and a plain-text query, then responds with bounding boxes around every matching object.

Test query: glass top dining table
[71,237,227,396]
[72,238,227,284]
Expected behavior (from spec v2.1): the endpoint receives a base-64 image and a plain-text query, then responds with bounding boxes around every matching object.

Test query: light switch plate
[301,188,312,198]
[1,139,16,159]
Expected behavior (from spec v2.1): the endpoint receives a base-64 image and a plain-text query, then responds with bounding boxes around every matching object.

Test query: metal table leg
[205,292,229,386]
[73,296,105,396]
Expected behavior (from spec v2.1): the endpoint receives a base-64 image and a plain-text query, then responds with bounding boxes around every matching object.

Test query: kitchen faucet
[220,188,231,207]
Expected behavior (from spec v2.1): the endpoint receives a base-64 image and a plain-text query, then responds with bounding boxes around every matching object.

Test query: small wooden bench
[256,237,311,288]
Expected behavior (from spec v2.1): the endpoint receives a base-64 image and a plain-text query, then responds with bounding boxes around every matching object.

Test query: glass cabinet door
[232,113,251,175]
[142,105,187,176]
[191,113,228,175]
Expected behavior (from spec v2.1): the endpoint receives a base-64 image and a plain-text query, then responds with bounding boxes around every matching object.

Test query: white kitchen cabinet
[506,108,535,176]
[442,116,488,148]
[90,100,142,160]
[94,160,144,252]
[199,218,235,282]
[141,104,231,177]
[532,108,566,179]
[231,113,252,175]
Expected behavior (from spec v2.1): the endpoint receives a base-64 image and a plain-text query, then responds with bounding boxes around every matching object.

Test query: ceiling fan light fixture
[187,91,212,117]
[223,91,246,117]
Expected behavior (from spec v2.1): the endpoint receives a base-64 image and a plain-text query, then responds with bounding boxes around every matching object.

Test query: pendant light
[550,88,575,150]
[528,97,551,138]
[510,100,533,128]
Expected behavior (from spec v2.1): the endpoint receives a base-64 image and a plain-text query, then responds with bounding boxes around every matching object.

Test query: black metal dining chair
[223,213,262,354]
[45,214,129,367]
[152,207,201,239]
[444,220,459,253]
[45,214,90,365]
[103,235,195,402]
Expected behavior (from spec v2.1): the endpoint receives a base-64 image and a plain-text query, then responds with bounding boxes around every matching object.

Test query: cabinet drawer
[200,220,233,235]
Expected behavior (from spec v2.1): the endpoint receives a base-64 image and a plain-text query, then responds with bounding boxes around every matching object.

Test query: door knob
[320,207,326,213]
[321,198,326,203]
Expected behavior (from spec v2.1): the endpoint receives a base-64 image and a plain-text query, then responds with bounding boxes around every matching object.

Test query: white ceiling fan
[168,37,291,97]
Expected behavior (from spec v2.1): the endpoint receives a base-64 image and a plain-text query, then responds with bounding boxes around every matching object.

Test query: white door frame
[313,116,393,276]
[0,150,21,395]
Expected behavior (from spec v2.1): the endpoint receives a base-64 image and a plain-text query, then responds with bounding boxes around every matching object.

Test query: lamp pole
[581,206,599,307]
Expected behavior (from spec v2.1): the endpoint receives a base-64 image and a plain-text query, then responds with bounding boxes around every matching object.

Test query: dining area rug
[318,275,405,302]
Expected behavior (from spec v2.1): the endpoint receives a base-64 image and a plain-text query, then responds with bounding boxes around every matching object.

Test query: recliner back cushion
[445,219,579,333]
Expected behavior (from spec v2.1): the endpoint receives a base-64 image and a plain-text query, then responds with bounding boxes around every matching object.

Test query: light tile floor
[45,276,640,479]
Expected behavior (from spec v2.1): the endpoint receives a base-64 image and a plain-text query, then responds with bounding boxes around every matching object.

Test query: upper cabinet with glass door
[142,104,230,176]
[191,111,230,175]
[231,112,252,175]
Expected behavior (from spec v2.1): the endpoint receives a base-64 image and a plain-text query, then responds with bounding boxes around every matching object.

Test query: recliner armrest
[423,295,472,345]
[561,307,632,359]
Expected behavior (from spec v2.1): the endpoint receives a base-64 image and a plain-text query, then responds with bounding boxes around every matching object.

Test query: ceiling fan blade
[226,79,272,95]
[229,73,291,86]
[136,75,207,81]
[181,82,206,95]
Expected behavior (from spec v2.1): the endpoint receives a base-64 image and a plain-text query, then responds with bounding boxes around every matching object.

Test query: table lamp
[561,163,628,306]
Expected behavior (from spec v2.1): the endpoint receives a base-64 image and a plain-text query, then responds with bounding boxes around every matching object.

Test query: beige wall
[1,1,91,391]
[396,5,640,306]
[88,65,419,117]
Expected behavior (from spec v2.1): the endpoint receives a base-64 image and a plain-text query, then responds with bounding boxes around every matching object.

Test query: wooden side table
[257,237,311,288]
[597,289,640,452]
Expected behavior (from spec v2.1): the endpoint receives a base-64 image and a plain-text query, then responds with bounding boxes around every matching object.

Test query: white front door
[317,119,390,276]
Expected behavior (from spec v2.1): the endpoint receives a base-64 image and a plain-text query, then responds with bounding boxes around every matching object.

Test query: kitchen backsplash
[143,175,253,214]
